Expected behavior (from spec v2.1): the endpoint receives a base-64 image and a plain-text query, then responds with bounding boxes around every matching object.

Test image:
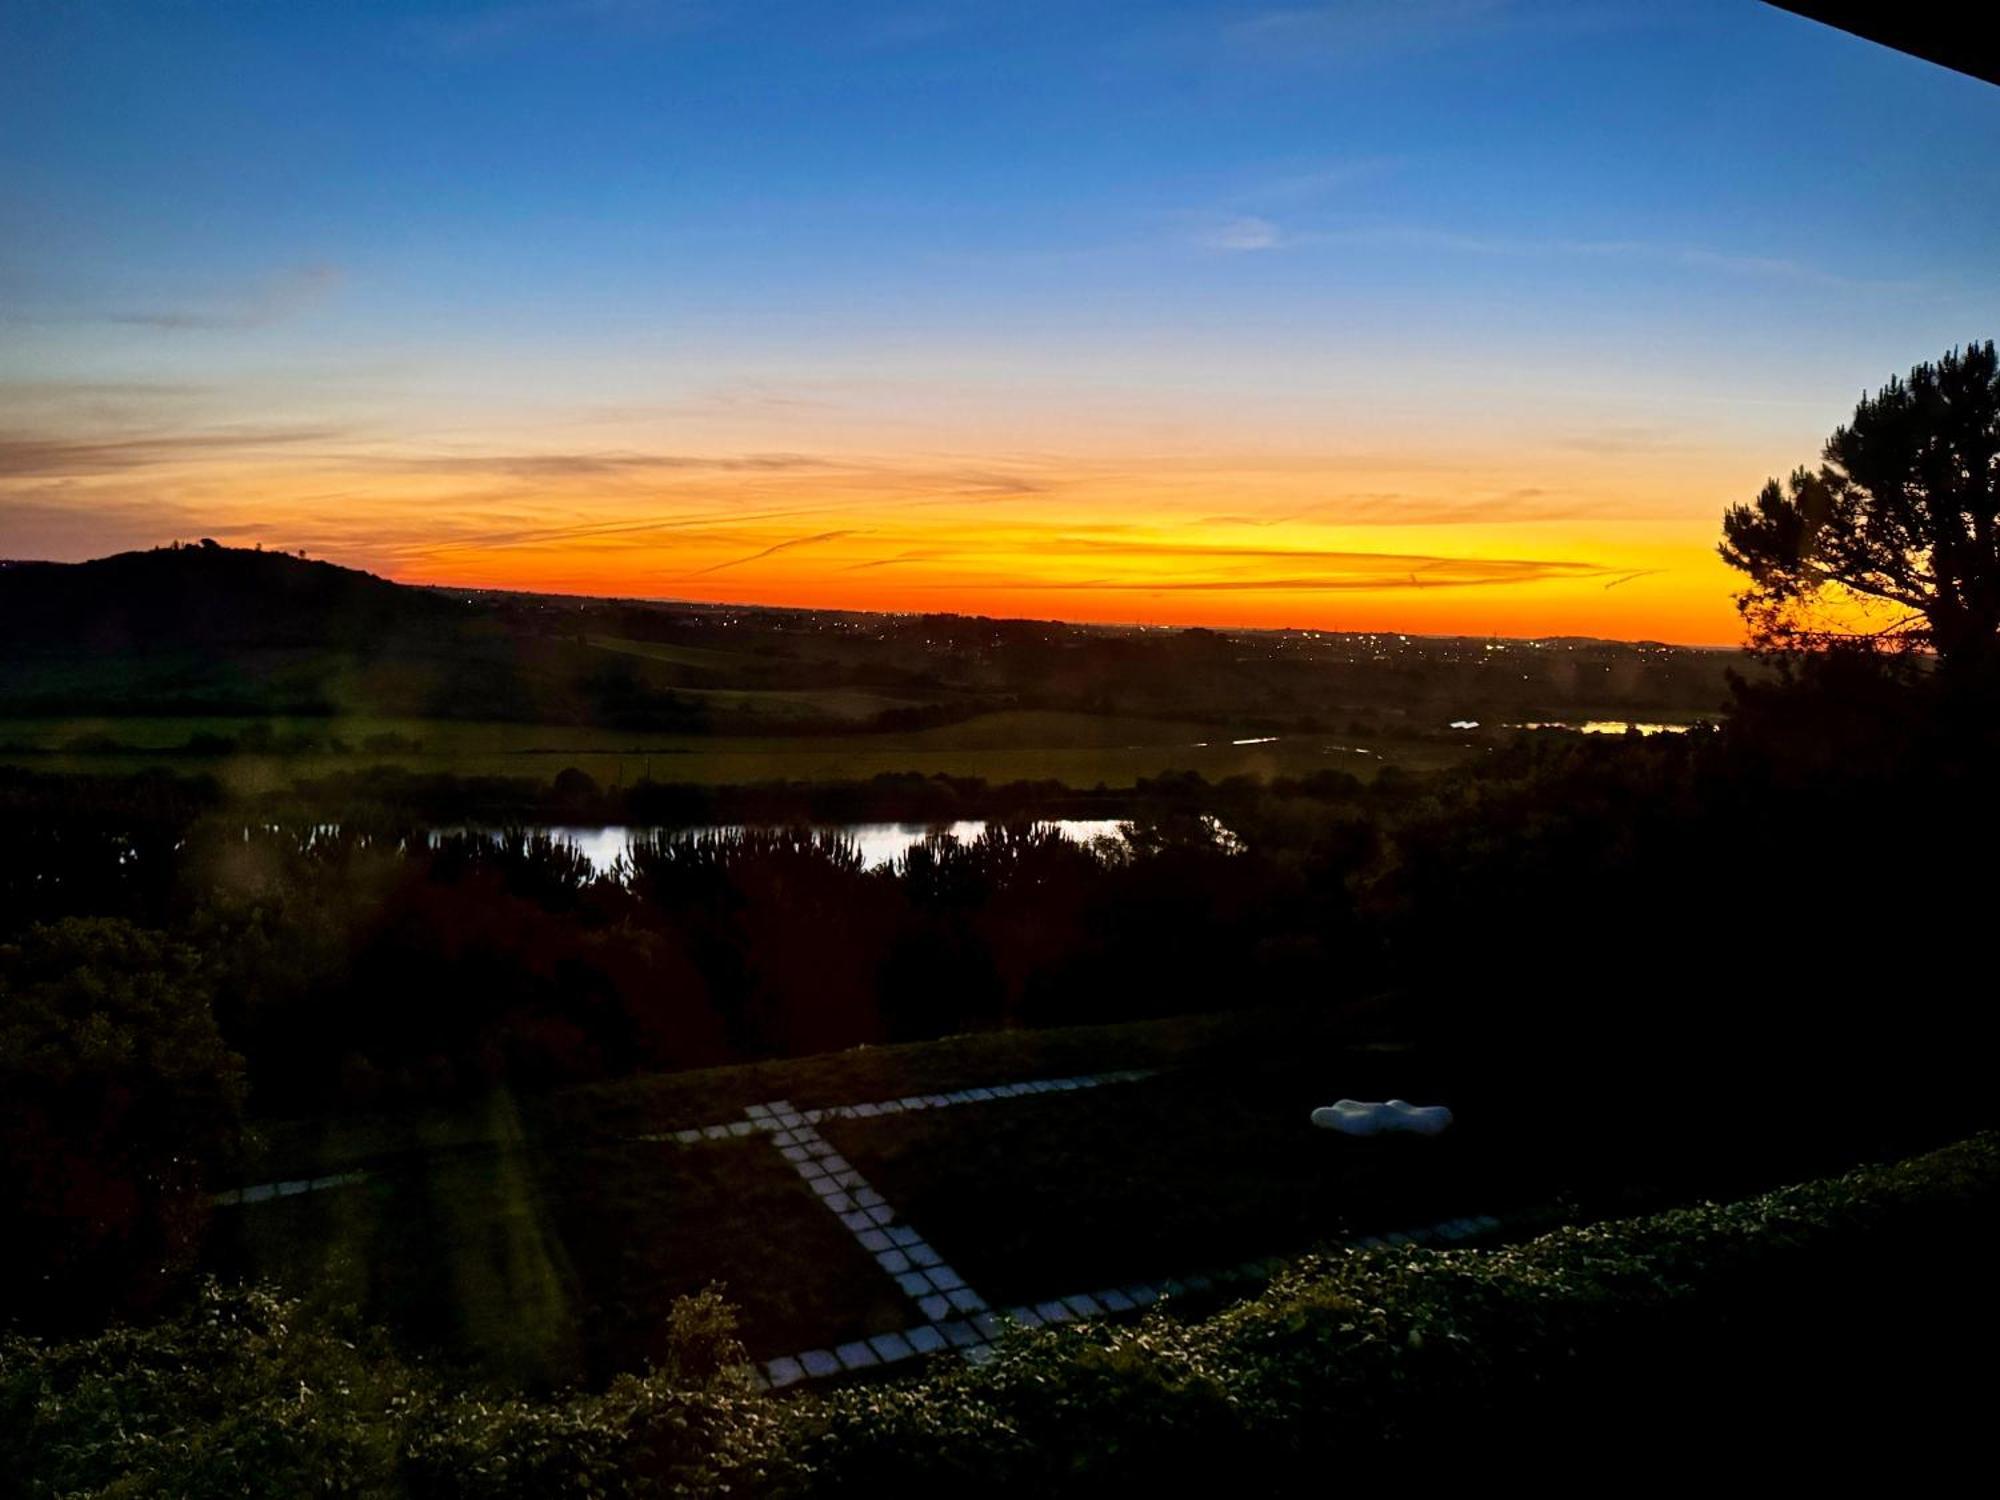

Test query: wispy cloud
[1557,426,1687,456]
[688,528,860,576]
[1298,223,1910,291]
[377,450,828,479]
[0,426,349,478]
[842,549,946,572]
[1225,1,1510,60]
[108,265,345,333]
[1221,1,1626,66]
[1196,215,1285,252]
[413,0,706,54]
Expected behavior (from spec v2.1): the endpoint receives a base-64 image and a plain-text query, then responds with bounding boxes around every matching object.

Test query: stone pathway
[215,1064,1516,1392]
[635,1067,1507,1391]
[757,1209,1508,1389]
[641,1069,1159,1147]
[213,1170,367,1206]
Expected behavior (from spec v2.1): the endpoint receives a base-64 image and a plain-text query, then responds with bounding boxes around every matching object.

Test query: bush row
[6,1132,1993,1496]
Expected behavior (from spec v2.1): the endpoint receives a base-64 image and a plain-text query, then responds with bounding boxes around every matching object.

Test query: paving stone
[1063,1294,1104,1318]
[799,1349,839,1378]
[856,1229,892,1253]
[866,1205,895,1226]
[807,1176,841,1198]
[972,1311,1003,1339]
[820,1153,849,1172]
[896,1271,934,1298]
[925,1266,965,1291]
[962,1344,997,1365]
[1126,1285,1160,1305]
[779,1143,808,1162]
[833,1170,866,1189]
[800,1110,825,1124]
[918,1293,952,1321]
[877,1101,904,1114]
[1007,1306,1045,1329]
[897,1097,928,1111]
[766,1100,793,1111]
[906,1324,947,1354]
[746,1103,773,1119]
[1035,1300,1073,1323]
[924,1094,950,1107]
[906,1243,942,1268]
[795,1160,825,1179]
[853,1102,881,1117]
[775,1114,803,1130]
[854,1187,885,1208]
[728,1121,755,1136]
[840,1210,873,1232]
[966,1088,995,1101]
[765,1356,804,1387]
[868,1331,916,1363]
[703,1125,731,1139]
[674,1129,703,1144]
[826,1192,855,1213]
[876,1249,912,1274]
[1097,1289,1135,1313]
[805,1139,834,1157]
[887,1225,922,1247]
[946,1287,986,1313]
[835,1341,879,1371]
[940,1320,982,1349]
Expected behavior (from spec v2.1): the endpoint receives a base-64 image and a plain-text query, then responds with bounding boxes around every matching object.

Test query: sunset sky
[5,2,1998,644]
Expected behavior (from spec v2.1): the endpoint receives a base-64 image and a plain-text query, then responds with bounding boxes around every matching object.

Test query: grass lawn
[215,1108,904,1382]
[551,1008,1371,1143]
[549,1136,908,1375]
[817,1059,1509,1306]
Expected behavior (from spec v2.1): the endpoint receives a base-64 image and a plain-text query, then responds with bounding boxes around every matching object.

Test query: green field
[0,708,1469,791]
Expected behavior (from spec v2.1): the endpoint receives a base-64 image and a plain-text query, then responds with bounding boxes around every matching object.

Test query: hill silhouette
[0,541,468,651]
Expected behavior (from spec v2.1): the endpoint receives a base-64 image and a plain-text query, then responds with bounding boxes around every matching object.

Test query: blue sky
[5,1,1998,640]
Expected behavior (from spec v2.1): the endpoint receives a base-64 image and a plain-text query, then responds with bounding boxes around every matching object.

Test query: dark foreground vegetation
[4,651,1997,1338]
[4,1133,1993,1495]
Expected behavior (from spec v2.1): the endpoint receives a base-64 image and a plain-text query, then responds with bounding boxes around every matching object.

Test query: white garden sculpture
[1310,1098,1453,1137]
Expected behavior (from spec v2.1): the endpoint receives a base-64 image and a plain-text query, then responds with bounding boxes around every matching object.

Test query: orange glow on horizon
[7,429,1766,646]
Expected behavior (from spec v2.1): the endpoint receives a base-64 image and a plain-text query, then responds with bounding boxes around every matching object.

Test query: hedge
[5,1133,1994,1496]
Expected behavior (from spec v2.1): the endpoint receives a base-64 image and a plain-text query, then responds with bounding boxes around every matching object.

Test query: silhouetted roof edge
[1763,4,2000,87]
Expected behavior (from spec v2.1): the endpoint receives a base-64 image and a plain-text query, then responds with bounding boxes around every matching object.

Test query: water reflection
[433,819,1141,876]
[1513,720,1698,736]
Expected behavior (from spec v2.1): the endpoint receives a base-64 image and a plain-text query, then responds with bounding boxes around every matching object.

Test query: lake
[436,819,1142,875]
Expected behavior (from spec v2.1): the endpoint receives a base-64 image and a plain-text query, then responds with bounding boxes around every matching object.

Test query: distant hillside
[0,541,467,650]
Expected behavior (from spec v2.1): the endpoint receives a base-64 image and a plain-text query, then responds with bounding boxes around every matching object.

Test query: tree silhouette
[1720,341,2000,668]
